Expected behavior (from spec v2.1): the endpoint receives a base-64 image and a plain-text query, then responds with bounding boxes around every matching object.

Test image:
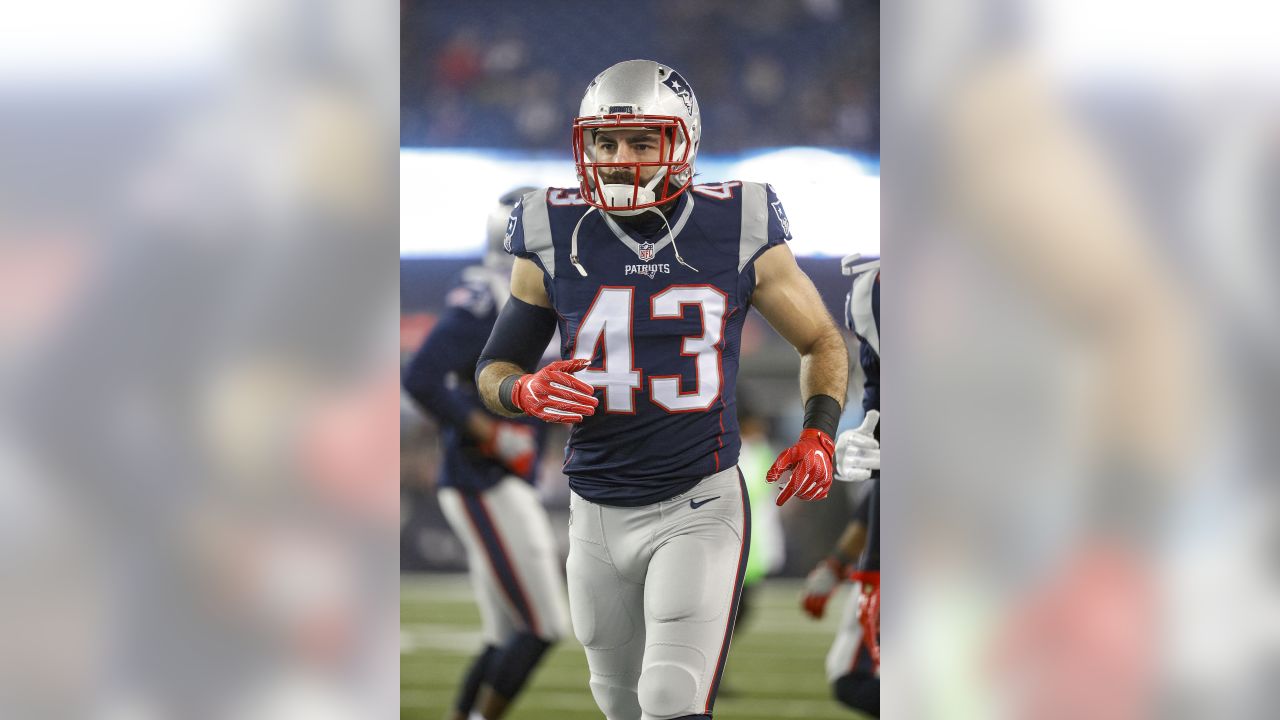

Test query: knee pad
[588,678,640,720]
[638,645,704,719]
[833,670,880,717]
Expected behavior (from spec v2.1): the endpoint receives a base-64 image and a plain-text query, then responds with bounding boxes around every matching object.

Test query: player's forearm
[478,361,526,418]
[464,409,497,442]
[799,328,849,407]
[834,522,868,564]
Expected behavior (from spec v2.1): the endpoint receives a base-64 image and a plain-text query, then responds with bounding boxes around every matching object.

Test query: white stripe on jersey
[737,181,774,272]
[849,264,879,355]
[519,190,557,277]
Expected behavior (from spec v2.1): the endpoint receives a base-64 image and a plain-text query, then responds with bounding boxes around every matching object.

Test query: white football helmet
[484,185,537,270]
[573,59,701,216]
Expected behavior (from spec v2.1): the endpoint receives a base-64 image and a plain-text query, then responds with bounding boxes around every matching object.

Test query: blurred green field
[402,573,865,719]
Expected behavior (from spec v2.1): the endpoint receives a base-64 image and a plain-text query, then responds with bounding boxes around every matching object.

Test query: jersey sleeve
[736,182,793,273]
[845,262,880,355]
[503,189,557,277]
[402,299,494,430]
[764,183,793,244]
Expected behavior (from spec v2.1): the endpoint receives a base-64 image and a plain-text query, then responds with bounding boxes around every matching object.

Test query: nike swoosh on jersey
[689,495,720,509]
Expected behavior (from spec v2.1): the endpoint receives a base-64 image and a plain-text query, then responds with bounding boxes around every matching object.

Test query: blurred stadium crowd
[400,0,879,153]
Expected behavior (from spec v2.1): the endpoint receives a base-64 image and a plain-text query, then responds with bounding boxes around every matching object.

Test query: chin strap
[657,208,698,272]
[568,207,595,277]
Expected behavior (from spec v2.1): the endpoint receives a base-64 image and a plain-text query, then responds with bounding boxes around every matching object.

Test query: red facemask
[571,114,694,213]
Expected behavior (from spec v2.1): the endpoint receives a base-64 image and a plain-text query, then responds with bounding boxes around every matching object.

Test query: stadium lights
[401,147,879,259]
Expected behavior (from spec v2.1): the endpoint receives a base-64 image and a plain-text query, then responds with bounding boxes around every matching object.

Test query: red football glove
[478,420,536,476]
[766,428,835,506]
[849,570,881,668]
[801,556,847,619]
[510,358,598,424]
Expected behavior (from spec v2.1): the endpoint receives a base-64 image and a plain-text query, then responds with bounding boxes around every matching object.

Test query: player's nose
[614,142,638,163]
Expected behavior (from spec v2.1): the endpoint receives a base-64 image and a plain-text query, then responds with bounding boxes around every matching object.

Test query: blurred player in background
[801,254,880,716]
[717,401,787,696]
[737,402,788,620]
[475,60,849,719]
[805,483,878,717]
[402,188,570,720]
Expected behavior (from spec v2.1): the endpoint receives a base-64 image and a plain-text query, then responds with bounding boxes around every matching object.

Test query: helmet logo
[661,71,694,115]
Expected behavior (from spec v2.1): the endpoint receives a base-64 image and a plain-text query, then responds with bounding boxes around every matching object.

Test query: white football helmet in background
[484,185,537,270]
[572,59,701,216]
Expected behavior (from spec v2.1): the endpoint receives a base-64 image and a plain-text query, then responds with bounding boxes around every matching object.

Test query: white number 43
[572,285,727,413]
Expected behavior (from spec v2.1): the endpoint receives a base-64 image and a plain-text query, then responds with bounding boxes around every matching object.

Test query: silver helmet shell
[573,60,701,215]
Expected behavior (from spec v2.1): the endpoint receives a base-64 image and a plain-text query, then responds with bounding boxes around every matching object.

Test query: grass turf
[401,573,867,719]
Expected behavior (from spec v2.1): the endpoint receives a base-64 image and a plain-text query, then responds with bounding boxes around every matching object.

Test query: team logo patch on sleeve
[503,209,518,252]
[771,199,791,237]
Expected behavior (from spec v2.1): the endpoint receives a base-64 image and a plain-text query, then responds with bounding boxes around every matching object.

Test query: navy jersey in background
[844,255,880,572]
[844,257,880,415]
[505,181,791,506]
[403,265,547,493]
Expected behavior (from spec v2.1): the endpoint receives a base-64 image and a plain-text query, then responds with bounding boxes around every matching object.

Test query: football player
[475,60,849,720]
[800,254,880,716]
[402,188,570,720]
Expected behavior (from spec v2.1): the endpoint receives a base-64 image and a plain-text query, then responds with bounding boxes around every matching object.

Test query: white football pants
[566,466,750,720]
[826,581,871,682]
[439,476,570,645]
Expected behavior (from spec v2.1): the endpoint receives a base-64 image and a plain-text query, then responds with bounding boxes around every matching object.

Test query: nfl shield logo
[638,242,655,262]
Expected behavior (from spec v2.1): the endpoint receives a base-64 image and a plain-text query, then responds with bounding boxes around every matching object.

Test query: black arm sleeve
[475,296,559,381]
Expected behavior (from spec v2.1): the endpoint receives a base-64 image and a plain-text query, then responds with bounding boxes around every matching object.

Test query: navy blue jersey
[844,257,880,414]
[403,266,547,493]
[505,182,791,506]
[844,256,880,571]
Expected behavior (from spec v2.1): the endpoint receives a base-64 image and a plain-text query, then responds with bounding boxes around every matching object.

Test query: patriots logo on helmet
[638,242,655,262]
[661,71,694,115]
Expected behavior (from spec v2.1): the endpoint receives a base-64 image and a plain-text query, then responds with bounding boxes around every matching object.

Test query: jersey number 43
[572,285,727,414]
